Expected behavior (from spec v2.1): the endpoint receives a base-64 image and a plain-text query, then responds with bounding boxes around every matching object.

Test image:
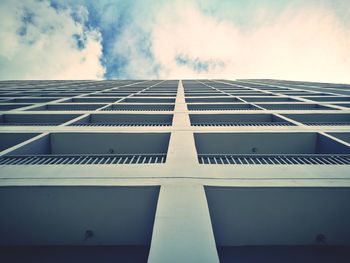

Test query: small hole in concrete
[84,230,94,240]
[316,233,326,244]
[108,148,114,154]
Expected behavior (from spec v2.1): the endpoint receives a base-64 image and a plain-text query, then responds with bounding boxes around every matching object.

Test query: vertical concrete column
[172,79,191,126]
[148,184,219,263]
[148,81,218,262]
[166,80,198,165]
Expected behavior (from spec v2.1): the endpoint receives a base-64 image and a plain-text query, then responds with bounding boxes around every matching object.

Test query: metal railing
[187,105,259,111]
[258,104,333,110]
[0,123,60,126]
[198,154,350,165]
[0,154,167,165]
[69,122,172,127]
[303,122,350,126]
[101,105,175,111]
[191,122,294,127]
[35,105,102,111]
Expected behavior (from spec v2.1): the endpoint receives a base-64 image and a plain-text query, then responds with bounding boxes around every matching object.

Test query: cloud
[150,1,350,82]
[0,0,105,80]
[1,0,349,83]
[79,0,163,79]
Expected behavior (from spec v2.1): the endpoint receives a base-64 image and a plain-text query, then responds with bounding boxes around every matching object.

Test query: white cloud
[0,0,105,80]
[110,27,159,79]
[151,2,350,83]
[1,0,349,83]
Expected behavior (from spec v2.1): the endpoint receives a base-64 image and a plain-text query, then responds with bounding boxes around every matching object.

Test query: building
[0,79,350,262]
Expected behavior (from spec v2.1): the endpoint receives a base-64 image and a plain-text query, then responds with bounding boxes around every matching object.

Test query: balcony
[120,98,176,103]
[188,103,260,111]
[102,104,175,111]
[205,186,350,262]
[328,132,350,144]
[303,96,350,102]
[190,114,295,127]
[186,97,243,103]
[0,113,80,126]
[133,93,177,97]
[241,97,301,102]
[0,104,31,111]
[283,113,350,126]
[0,132,171,165]
[0,186,160,261]
[257,103,337,111]
[62,97,122,103]
[4,98,58,103]
[27,104,106,111]
[0,133,39,152]
[70,114,173,127]
[185,93,228,97]
[194,132,350,165]
[230,93,277,97]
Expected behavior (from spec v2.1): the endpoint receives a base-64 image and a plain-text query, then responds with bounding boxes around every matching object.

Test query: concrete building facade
[0,79,350,262]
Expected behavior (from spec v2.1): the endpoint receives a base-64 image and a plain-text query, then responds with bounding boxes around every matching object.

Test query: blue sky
[0,0,349,82]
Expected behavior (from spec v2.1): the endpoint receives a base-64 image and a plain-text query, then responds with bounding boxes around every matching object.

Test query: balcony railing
[192,122,295,127]
[303,122,350,126]
[198,154,350,165]
[0,154,167,165]
[70,122,171,127]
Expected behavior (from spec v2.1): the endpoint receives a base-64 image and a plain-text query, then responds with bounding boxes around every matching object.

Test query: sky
[0,0,349,82]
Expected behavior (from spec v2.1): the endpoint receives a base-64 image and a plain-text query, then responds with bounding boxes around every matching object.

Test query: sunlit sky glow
[0,0,349,82]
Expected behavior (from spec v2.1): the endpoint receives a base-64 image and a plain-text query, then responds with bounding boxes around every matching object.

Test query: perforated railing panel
[0,154,167,165]
[198,154,350,165]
